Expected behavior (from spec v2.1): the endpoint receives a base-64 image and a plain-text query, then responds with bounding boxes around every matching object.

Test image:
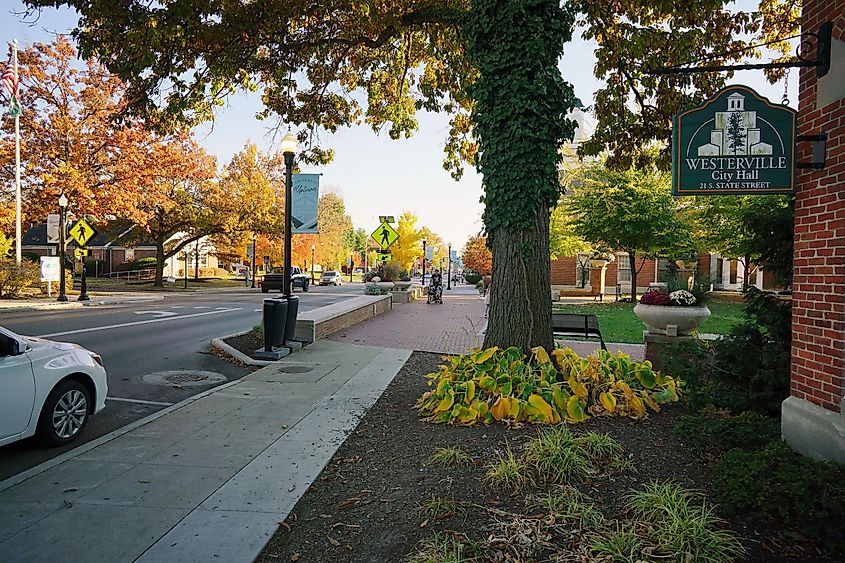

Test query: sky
[0,1,797,251]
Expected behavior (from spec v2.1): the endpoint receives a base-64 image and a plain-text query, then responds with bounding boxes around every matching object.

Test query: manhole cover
[278,366,313,373]
[142,370,227,387]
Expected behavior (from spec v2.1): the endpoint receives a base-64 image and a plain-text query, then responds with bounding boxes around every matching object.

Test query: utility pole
[251,233,257,288]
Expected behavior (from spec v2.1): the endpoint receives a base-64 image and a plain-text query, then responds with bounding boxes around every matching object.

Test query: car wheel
[36,379,91,447]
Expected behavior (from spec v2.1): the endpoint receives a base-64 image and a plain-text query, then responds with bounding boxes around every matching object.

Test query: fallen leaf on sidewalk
[63,488,78,493]
[327,536,340,546]
[288,483,296,492]
[290,553,301,561]
[138,480,150,484]
[278,522,291,531]
[340,497,361,509]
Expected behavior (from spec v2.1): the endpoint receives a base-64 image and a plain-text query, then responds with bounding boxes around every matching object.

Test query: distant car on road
[319,271,343,286]
[261,267,310,293]
[0,326,107,447]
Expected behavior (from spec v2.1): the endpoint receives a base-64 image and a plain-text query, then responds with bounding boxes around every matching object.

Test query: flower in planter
[640,290,671,305]
[669,289,697,306]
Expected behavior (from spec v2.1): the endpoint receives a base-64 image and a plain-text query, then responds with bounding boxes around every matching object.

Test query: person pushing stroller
[427,269,443,304]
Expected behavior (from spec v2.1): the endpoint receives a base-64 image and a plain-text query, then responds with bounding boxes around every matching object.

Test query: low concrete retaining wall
[295,295,392,343]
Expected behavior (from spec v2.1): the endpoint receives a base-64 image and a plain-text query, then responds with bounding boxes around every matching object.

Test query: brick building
[781,2,845,462]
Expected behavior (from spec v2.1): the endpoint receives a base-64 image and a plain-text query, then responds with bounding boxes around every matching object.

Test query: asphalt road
[0,283,364,480]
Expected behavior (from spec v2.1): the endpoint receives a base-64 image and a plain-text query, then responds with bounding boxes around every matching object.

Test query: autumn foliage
[461,235,492,275]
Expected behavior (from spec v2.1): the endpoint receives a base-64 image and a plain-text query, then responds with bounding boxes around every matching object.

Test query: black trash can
[263,298,289,351]
[283,295,299,344]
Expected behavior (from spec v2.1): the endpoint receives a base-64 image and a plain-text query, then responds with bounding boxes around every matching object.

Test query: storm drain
[278,366,313,374]
[142,370,227,387]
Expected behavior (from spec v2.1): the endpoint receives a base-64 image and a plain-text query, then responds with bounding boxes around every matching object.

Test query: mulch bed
[258,352,834,563]
[224,329,264,360]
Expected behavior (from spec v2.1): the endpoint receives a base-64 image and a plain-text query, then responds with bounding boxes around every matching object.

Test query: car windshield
[324,271,336,276]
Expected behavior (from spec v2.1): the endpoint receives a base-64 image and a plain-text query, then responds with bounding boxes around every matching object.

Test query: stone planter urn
[633,303,711,336]
[589,259,609,269]
[393,281,412,291]
[377,281,395,293]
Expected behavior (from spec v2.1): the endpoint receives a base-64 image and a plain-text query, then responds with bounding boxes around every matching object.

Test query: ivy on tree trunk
[464,0,577,351]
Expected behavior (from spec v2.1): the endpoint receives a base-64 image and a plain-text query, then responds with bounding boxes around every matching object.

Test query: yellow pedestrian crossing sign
[69,218,97,247]
[371,221,399,250]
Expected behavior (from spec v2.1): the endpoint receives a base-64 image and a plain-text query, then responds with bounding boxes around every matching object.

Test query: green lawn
[552,297,745,344]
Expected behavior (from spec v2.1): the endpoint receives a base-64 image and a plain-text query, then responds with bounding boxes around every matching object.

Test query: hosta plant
[414,346,680,425]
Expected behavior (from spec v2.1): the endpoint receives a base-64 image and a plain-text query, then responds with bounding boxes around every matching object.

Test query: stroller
[427,271,444,304]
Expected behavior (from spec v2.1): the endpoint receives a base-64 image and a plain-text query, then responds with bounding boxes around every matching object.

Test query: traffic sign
[377,251,391,262]
[371,221,399,250]
[69,218,97,247]
[75,248,89,258]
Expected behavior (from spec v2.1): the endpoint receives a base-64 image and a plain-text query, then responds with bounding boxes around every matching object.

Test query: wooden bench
[552,313,607,351]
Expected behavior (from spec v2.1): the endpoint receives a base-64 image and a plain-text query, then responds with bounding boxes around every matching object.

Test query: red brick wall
[791,4,845,412]
[550,253,660,289]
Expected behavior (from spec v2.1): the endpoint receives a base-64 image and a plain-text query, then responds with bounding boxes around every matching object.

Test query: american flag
[2,61,18,98]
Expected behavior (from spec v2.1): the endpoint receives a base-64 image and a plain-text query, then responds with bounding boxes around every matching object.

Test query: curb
[0,294,165,314]
[211,331,276,367]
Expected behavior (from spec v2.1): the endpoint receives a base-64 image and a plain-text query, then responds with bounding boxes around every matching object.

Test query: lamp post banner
[291,173,320,233]
[671,85,796,196]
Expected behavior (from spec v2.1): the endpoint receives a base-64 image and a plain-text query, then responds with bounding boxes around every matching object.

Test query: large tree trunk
[742,253,751,292]
[483,204,553,351]
[629,250,638,302]
[154,244,165,287]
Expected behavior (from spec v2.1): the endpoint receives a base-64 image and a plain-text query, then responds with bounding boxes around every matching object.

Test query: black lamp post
[311,244,315,283]
[57,194,68,302]
[281,131,297,297]
[251,233,257,288]
[447,242,452,290]
[421,239,427,284]
[349,253,353,283]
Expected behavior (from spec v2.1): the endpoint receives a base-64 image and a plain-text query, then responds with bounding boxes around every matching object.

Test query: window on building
[729,260,738,285]
[657,258,673,282]
[617,253,631,283]
[715,257,723,285]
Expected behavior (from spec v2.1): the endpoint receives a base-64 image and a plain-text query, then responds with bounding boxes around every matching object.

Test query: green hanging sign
[672,85,796,195]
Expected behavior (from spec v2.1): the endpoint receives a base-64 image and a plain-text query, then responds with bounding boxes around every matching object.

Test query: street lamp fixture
[447,242,452,290]
[57,195,68,302]
[282,131,297,297]
[421,239,427,285]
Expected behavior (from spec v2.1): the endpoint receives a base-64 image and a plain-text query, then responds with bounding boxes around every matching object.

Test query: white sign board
[40,256,60,282]
[425,246,433,261]
[291,174,320,234]
[125,248,135,261]
[47,214,60,244]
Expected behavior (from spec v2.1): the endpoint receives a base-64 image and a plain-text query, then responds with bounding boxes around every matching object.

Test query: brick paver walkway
[329,286,644,360]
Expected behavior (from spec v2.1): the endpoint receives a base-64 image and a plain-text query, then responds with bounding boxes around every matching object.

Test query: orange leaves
[461,235,492,276]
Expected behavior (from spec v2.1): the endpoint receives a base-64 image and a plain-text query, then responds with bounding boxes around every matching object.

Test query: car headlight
[90,353,103,367]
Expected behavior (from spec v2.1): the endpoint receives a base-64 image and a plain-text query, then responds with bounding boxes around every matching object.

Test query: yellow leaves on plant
[527,394,553,422]
[636,367,657,389]
[434,391,455,414]
[491,397,519,421]
[599,392,617,413]
[615,380,634,400]
[628,394,645,417]
[567,376,588,399]
[436,379,452,395]
[478,376,496,392]
[531,346,551,365]
[464,380,476,403]
[566,396,588,422]
[552,387,570,411]
[455,406,478,424]
[474,347,499,364]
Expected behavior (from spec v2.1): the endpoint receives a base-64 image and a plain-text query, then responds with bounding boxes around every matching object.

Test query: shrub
[712,441,845,554]
[0,258,39,298]
[463,272,482,285]
[414,346,681,426]
[364,282,383,295]
[674,409,779,454]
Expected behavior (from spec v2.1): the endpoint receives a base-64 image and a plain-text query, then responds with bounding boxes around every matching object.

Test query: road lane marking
[107,396,174,407]
[133,310,177,318]
[193,306,211,309]
[36,308,242,338]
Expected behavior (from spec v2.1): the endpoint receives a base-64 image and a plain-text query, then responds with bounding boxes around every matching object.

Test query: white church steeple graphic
[696,93,773,156]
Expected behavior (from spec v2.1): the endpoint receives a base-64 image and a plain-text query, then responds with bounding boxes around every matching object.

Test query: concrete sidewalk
[0,340,410,562]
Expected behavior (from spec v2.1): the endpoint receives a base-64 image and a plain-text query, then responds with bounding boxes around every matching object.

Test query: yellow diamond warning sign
[69,218,97,247]
[371,221,399,250]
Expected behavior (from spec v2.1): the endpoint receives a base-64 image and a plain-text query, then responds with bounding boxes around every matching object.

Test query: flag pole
[13,38,21,265]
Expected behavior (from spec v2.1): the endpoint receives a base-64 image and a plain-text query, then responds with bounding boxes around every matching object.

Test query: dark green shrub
[463,272,482,285]
[713,441,845,554]
[674,410,779,454]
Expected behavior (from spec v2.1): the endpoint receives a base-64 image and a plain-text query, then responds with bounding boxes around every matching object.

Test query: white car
[319,271,343,286]
[0,326,107,448]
